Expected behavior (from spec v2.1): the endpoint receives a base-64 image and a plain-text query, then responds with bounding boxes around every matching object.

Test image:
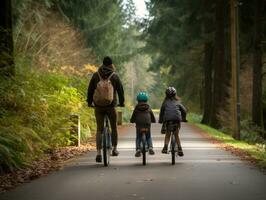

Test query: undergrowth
[0,64,95,173]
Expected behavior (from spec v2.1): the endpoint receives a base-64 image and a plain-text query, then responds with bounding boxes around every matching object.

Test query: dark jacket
[159,99,187,123]
[130,102,156,127]
[87,65,124,107]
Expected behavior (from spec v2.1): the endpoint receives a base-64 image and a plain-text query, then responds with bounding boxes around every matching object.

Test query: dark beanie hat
[103,56,112,66]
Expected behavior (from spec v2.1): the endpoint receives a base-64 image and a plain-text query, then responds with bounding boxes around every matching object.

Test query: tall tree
[201,42,214,124]
[210,0,228,128]
[252,0,264,128]
[0,0,14,76]
[145,0,235,129]
[201,0,215,124]
[145,0,204,110]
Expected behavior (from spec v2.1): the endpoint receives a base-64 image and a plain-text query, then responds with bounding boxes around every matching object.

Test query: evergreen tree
[252,0,264,128]
[58,0,133,68]
[145,0,209,111]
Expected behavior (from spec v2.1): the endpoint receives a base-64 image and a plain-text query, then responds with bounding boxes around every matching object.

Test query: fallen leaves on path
[0,143,95,193]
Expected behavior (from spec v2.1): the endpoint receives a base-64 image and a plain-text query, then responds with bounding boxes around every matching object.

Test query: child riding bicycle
[159,87,187,156]
[130,92,156,157]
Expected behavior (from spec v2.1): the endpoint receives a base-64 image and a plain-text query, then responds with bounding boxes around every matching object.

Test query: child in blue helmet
[130,92,156,157]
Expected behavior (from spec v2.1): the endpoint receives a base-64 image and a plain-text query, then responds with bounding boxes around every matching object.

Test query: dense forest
[0,0,266,173]
[145,0,266,137]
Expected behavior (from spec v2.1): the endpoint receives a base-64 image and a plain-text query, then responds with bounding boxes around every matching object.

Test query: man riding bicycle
[87,56,125,163]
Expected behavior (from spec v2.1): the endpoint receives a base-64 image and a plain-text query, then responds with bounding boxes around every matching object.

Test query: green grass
[187,114,266,168]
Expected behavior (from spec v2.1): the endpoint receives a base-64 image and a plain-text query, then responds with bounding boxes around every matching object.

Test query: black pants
[95,107,117,150]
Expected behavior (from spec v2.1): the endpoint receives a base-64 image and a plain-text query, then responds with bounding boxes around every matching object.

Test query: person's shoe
[161,146,168,154]
[149,148,155,155]
[135,149,141,157]
[96,155,102,163]
[178,149,184,157]
[112,148,119,156]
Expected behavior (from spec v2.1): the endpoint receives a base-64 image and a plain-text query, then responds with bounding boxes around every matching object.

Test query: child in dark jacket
[130,92,156,157]
[159,87,187,156]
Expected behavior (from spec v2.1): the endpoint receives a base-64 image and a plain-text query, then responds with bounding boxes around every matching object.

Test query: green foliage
[144,0,207,112]
[58,0,137,67]
[0,63,95,173]
[187,113,202,124]
[0,125,46,173]
[240,120,266,144]
[123,53,164,108]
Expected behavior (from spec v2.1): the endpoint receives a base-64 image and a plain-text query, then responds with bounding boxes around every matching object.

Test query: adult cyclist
[87,56,125,163]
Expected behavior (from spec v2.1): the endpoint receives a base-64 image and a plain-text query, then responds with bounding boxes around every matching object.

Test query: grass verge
[188,114,266,169]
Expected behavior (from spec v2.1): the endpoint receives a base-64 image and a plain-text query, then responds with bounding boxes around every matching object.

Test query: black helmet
[103,56,112,66]
[165,86,176,97]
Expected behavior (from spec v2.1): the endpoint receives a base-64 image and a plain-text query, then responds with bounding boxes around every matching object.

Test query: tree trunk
[201,41,214,124]
[252,0,263,128]
[230,0,241,139]
[201,0,215,125]
[0,0,15,76]
[210,0,226,129]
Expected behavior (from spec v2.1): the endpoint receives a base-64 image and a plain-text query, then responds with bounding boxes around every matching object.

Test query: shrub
[0,65,95,173]
[240,120,266,145]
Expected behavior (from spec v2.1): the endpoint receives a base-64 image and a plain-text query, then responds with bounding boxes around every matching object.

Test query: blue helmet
[137,92,148,102]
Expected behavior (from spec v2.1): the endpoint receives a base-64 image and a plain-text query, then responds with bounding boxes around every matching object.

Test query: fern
[0,62,95,173]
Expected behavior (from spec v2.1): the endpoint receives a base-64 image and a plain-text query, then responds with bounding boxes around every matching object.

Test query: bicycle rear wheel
[171,133,176,165]
[102,128,110,166]
[141,134,146,166]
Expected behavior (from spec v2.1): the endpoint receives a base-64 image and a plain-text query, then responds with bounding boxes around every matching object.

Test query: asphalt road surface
[1,123,265,200]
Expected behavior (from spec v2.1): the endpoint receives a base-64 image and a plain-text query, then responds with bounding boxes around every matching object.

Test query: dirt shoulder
[0,123,131,193]
[0,143,95,193]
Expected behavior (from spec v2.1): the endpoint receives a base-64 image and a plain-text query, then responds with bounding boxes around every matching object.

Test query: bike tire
[142,134,146,166]
[171,133,175,165]
[102,128,109,166]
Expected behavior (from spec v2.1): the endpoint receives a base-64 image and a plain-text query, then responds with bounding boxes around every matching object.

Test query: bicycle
[139,127,149,165]
[166,121,179,165]
[102,115,112,166]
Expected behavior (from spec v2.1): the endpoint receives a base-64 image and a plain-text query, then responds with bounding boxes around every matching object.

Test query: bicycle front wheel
[171,133,176,165]
[141,134,146,166]
[102,128,110,166]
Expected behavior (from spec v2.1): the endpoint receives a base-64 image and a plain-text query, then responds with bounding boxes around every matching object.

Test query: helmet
[103,56,112,66]
[137,92,148,102]
[165,87,176,97]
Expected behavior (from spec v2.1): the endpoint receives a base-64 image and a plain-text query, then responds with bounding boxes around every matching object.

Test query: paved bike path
[1,123,265,200]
